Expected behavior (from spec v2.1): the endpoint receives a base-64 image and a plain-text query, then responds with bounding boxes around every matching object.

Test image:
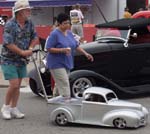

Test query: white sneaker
[1,104,11,120]
[11,107,25,119]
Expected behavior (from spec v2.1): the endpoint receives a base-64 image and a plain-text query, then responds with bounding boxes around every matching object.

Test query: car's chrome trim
[123,29,131,47]
[96,36,126,42]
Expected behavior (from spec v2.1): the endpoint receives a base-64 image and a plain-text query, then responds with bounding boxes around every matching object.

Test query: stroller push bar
[31,49,49,102]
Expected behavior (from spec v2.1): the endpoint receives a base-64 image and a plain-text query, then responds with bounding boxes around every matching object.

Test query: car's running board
[95,72,149,95]
[124,84,150,93]
[94,73,150,97]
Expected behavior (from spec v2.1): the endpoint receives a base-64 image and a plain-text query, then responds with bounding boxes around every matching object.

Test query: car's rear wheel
[55,113,69,126]
[70,77,96,98]
[113,118,127,128]
[29,78,39,95]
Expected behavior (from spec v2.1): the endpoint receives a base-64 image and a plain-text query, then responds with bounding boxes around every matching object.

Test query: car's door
[128,43,150,82]
[109,42,150,86]
[81,94,110,124]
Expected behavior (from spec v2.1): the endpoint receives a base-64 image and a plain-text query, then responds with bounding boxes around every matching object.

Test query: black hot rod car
[28,18,150,98]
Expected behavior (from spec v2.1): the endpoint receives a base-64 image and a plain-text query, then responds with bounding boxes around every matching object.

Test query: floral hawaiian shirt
[1,17,37,65]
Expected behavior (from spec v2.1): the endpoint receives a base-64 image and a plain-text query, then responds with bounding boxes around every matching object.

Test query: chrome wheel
[71,77,95,98]
[113,118,127,128]
[55,113,68,126]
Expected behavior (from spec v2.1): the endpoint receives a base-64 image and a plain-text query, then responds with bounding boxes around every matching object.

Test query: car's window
[95,28,128,43]
[85,93,106,103]
[97,37,125,43]
[106,93,117,101]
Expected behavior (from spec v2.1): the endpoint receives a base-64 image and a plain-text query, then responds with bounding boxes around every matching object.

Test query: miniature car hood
[108,100,142,109]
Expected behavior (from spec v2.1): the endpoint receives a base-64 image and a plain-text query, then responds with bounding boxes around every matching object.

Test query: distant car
[132,10,150,39]
[132,11,150,18]
[48,87,149,128]
[28,18,150,98]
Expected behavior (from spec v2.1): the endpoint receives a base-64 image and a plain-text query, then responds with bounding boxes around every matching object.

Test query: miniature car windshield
[85,93,106,103]
[106,92,118,101]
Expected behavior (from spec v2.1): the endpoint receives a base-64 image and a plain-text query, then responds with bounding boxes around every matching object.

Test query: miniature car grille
[140,117,145,125]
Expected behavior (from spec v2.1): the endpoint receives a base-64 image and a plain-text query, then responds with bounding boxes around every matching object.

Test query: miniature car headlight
[142,107,149,116]
[40,67,46,73]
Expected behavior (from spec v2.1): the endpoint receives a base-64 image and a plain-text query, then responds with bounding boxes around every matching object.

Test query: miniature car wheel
[71,77,96,98]
[29,78,38,95]
[55,112,69,126]
[113,118,127,128]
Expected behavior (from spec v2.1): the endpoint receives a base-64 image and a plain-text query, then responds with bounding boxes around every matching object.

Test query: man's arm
[6,44,33,57]
[79,10,84,19]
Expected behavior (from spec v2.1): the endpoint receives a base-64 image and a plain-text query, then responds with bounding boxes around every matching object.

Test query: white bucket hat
[13,0,32,13]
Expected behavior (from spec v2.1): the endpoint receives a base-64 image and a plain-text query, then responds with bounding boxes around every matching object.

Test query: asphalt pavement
[0,87,150,134]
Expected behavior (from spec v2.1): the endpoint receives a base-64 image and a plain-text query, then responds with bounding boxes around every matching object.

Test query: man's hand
[6,44,33,57]
[21,50,33,57]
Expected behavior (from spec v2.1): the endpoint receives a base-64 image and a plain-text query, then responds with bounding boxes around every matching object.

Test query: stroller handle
[32,49,41,53]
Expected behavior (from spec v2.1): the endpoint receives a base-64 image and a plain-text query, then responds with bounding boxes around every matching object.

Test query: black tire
[70,77,96,98]
[113,118,127,129]
[29,78,39,95]
[55,113,69,126]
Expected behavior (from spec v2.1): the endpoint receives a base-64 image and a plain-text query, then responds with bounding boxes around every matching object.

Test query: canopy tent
[0,0,92,7]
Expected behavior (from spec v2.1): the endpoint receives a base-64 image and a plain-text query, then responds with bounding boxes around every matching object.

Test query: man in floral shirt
[1,0,38,120]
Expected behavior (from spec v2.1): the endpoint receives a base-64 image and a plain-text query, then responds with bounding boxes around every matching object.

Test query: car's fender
[70,70,99,80]
[69,69,114,83]
[28,68,39,80]
[69,70,144,97]
[102,109,142,127]
[28,68,42,89]
[50,107,74,122]
[69,70,123,92]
